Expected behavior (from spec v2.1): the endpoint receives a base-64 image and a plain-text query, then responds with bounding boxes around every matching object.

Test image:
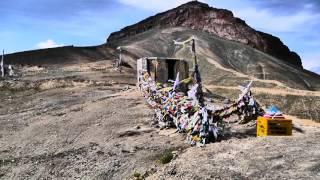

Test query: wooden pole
[174,36,204,106]
[191,39,204,106]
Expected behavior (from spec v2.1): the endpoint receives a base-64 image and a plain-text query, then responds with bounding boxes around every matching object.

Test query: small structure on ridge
[137,57,189,87]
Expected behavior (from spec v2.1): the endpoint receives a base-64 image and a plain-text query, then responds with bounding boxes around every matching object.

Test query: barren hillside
[108,1,302,68]
[5,45,116,66]
[0,62,319,179]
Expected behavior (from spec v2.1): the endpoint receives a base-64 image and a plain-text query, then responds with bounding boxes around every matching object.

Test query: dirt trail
[198,43,289,89]
[207,56,290,88]
[205,85,320,97]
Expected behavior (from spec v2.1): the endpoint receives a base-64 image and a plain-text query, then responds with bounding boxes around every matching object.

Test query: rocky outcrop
[107,1,302,68]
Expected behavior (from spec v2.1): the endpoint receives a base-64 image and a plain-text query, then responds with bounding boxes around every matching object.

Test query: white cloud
[233,7,320,33]
[36,39,64,49]
[304,3,314,9]
[118,0,208,12]
[302,53,320,74]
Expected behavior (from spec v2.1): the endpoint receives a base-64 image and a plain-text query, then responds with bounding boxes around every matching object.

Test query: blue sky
[0,0,319,73]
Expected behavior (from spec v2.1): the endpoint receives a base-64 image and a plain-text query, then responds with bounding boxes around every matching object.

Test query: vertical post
[191,38,204,106]
[117,46,122,72]
[119,47,122,67]
[1,50,4,77]
[191,38,197,69]
[116,46,122,67]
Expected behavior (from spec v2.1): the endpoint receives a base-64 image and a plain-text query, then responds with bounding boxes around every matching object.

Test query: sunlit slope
[109,27,320,91]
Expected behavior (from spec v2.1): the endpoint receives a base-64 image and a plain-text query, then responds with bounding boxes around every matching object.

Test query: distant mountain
[107,1,302,68]
[4,45,115,65]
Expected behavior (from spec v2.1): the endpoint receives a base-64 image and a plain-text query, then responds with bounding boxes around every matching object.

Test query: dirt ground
[1,61,320,179]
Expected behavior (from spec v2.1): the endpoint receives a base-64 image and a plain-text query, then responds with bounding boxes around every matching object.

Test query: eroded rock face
[107,1,302,68]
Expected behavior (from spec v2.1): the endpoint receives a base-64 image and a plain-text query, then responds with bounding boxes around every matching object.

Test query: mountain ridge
[107,1,302,68]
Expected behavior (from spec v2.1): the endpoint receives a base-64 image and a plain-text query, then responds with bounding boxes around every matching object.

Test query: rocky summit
[108,1,302,68]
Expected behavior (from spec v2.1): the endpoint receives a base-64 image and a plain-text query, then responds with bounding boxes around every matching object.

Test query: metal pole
[1,50,4,77]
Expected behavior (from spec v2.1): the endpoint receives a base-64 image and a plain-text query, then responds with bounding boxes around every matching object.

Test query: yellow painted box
[257,116,292,137]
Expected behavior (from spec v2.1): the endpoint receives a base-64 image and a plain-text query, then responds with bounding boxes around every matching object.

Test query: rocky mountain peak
[107,1,302,68]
